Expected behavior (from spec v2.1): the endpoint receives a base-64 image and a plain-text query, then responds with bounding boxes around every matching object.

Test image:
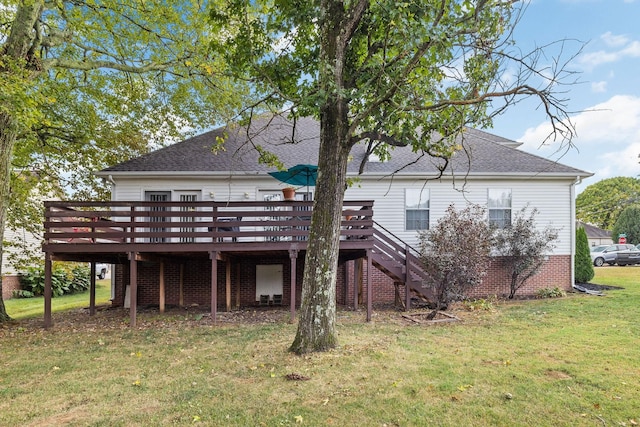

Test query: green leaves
[576,177,640,230]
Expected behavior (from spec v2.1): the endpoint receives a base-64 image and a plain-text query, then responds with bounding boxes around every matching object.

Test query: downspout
[107,174,116,199]
[107,175,117,301]
[570,175,583,287]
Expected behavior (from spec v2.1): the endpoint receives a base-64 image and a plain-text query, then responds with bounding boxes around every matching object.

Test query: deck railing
[43,200,374,248]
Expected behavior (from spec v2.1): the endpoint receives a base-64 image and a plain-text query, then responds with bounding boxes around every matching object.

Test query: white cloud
[597,142,640,178]
[591,81,607,93]
[601,32,629,48]
[518,95,640,185]
[520,95,640,148]
[578,33,640,69]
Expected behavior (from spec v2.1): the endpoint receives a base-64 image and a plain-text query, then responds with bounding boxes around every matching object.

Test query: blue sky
[490,0,640,193]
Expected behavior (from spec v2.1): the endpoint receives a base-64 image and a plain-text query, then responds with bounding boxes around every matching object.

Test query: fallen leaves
[285,372,310,381]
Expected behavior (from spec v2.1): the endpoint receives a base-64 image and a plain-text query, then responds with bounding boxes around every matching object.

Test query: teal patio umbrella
[268,164,318,198]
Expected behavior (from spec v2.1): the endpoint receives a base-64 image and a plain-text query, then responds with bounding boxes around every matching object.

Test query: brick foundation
[112,254,572,309]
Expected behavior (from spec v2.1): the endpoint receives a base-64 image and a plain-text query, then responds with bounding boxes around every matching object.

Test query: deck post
[354,258,363,309]
[226,260,231,312]
[405,245,411,311]
[90,262,96,316]
[44,253,53,328]
[159,262,165,313]
[179,263,184,307]
[289,249,298,323]
[366,249,372,322]
[129,252,138,327]
[235,263,241,309]
[210,251,218,323]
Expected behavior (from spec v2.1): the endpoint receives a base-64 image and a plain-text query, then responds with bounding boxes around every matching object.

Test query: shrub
[418,204,493,316]
[12,289,34,298]
[19,264,91,297]
[462,297,496,311]
[68,266,91,294]
[493,207,559,299]
[535,287,566,298]
[574,227,594,283]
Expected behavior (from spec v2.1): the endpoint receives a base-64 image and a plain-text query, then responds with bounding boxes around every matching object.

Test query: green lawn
[4,279,112,319]
[0,267,638,426]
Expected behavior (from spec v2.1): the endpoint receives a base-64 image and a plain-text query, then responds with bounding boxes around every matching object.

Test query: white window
[405,189,429,230]
[488,189,512,228]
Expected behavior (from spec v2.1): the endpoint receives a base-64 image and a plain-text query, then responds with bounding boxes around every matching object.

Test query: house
[2,172,59,300]
[2,227,41,300]
[577,221,612,247]
[42,115,592,326]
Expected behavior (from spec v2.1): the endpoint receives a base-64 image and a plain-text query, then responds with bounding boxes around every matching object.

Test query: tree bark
[0,1,45,322]
[290,0,352,353]
[0,112,17,322]
[289,112,351,353]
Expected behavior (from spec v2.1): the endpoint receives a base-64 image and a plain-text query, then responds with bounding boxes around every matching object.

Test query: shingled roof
[99,114,591,178]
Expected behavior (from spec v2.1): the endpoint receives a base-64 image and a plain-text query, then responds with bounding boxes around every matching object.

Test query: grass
[0,267,638,426]
[4,280,112,319]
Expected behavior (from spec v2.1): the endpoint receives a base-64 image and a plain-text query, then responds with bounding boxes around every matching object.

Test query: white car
[95,263,110,279]
[590,244,637,267]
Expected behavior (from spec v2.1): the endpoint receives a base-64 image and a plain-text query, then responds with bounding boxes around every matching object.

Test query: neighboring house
[42,115,591,326]
[2,172,57,300]
[577,221,612,247]
[2,227,42,300]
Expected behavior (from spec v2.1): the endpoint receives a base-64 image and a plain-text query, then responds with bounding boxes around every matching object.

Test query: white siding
[344,177,574,255]
[2,226,43,275]
[112,174,576,255]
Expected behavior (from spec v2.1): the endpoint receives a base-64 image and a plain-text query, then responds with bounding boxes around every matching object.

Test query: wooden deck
[42,200,376,327]
[43,200,374,261]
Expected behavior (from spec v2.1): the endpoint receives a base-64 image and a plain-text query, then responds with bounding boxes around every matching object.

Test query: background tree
[209,1,578,353]
[418,205,493,318]
[494,207,559,299]
[576,177,640,230]
[0,0,246,322]
[574,227,594,284]
[611,205,640,245]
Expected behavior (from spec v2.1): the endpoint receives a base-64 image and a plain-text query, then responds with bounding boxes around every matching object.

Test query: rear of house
[76,115,589,314]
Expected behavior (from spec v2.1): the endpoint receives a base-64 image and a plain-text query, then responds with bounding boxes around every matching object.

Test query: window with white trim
[405,189,429,230]
[488,189,512,228]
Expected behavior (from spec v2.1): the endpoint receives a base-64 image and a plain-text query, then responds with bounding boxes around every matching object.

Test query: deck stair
[371,223,435,308]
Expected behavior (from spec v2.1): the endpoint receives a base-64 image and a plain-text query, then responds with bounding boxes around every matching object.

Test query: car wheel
[594,257,604,267]
[98,269,106,279]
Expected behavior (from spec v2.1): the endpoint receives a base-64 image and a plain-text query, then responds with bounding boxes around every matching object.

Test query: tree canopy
[210,0,579,353]
[576,177,640,230]
[611,205,640,245]
[0,0,248,322]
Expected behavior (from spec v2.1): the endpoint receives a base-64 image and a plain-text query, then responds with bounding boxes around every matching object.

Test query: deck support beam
[354,258,363,309]
[44,254,53,328]
[210,251,218,324]
[159,262,165,313]
[129,252,138,327]
[289,249,298,323]
[366,249,372,322]
[226,260,231,312]
[90,262,96,316]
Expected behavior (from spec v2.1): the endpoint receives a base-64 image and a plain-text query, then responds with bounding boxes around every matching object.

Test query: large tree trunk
[0,113,17,322]
[289,110,351,354]
[0,1,45,322]
[289,0,352,354]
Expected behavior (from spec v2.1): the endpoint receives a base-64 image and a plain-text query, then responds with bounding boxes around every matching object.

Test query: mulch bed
[574,282,624,291]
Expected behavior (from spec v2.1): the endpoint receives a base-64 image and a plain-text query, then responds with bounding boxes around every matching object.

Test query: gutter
[570,175,583,288]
